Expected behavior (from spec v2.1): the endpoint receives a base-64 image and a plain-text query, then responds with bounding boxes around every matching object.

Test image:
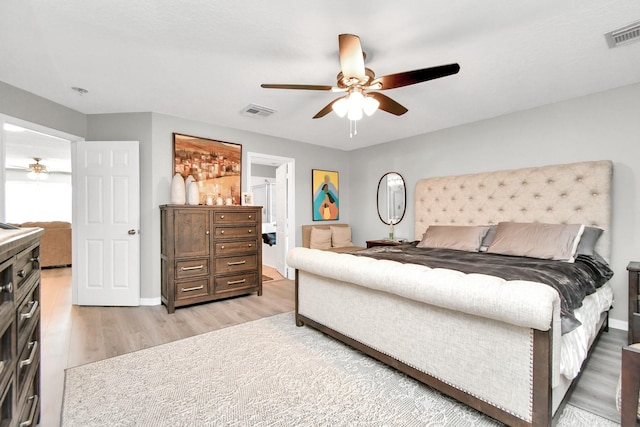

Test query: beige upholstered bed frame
[289,160,613,427]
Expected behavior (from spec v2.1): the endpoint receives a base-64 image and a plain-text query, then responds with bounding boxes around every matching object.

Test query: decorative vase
[170,173,186,204]
[186,179,200,205]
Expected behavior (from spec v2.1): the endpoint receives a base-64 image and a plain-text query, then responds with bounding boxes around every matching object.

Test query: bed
[287,160,614,427]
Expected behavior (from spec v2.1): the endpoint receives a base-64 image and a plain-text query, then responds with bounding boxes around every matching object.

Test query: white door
[73,140,140,306]
[275,163,288,277]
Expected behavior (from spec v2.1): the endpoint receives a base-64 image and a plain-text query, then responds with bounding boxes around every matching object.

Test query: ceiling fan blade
[261,84,334,91]
[312,97,343,119]
[368,92,408,116]
[373,63,460,90]
[338,34,366,80]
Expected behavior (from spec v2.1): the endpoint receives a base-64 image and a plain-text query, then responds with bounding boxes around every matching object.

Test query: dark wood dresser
[0,227,42,426]
[160,205,262,313]
[628,261,640,345]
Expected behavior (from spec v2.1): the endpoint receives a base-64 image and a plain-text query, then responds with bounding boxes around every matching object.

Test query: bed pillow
[576,226,603,257]
[486,222,585,262]
[309,227,332,250]
[479,225,498,252]
[416,225,491,252]
[330,226,353,248]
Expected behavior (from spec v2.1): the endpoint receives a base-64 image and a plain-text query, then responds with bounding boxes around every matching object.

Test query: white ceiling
[1,0,640,155]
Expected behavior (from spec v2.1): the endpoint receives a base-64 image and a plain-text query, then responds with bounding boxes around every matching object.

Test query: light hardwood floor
[40,267,625,426]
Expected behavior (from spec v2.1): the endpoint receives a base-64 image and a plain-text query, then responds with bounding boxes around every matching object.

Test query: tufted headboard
[414,160,613,260]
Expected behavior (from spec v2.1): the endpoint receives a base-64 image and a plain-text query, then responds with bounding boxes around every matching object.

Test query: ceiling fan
[261,34,460,122]
[6,157,58,180]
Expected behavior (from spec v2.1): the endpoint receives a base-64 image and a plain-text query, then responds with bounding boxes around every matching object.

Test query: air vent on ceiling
[605,20,640,48]
[241,104,276,119]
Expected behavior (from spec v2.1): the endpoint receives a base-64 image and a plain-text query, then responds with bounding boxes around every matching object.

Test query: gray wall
[86,112,353,301]
[0,81,86,137]
[350,82,640,326]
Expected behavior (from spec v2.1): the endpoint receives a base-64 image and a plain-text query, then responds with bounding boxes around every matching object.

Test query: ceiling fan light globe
[332,98,348,117]
[362,96,379,116]
[347,107,363,121]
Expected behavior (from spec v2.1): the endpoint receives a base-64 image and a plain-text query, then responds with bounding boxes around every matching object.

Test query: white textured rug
[62,312,618,426]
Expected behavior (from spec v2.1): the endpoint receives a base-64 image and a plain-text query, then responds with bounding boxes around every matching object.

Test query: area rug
[62,312,618,426]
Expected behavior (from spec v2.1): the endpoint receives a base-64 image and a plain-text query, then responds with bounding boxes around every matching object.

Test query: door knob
[128,229,137,235]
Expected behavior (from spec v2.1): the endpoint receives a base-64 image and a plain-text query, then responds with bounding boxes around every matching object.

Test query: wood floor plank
[39,267,625,426]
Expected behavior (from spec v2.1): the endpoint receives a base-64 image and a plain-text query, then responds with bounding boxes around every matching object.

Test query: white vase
[170,173,186,204]
[187,180,200,205]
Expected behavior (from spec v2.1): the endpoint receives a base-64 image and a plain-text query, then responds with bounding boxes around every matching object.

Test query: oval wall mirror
[377,172,406,225]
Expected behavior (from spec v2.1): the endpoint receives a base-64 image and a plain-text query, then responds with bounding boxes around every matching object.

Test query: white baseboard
[609,318,627,331]
[140,297,161,306]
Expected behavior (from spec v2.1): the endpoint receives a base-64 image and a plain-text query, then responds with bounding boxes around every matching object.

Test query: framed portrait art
[312,169,339,221]
[173,133,242,205]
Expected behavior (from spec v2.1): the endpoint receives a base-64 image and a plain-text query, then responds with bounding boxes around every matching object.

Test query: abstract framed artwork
[312,169,339,221]
[173,133,242,205]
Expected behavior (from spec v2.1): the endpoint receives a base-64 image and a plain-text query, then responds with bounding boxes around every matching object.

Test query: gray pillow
[576,226,603,256]
[486,222,585,262]
[417,225,492,252]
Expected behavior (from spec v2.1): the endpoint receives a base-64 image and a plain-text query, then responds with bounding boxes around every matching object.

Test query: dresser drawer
[0,258,12,315]
[17,325,39,401]
[17,283,40,353]
[175,258,209,279]
[18,393,39,427]
[0,318,14,387]
[17,367,39,427]
[214,272,258,294]
[14,243,39,299]
[0,377,13,427]
[215,239,258,256]
[215,255,257,274]
[214,226,257,239]
[214,210,258,224]
[175,278,210,301]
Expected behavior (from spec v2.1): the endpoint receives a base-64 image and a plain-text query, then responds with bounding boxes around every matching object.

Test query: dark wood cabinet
[0,228,42,427]
[628,261,640,345]
[160,205,262,313]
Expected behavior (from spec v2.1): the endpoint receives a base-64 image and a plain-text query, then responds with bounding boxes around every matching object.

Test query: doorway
[2,118,73,226]
[246,152,295,279]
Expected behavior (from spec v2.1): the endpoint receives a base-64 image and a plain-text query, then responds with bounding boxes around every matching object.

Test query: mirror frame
[376,172,407,225]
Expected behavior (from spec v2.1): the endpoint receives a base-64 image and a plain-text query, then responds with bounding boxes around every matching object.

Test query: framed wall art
[312,169,339,221]
[173,133,242,205]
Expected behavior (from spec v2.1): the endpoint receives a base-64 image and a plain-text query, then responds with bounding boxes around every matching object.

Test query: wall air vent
[605,20,640,48]
[241,104,276,119]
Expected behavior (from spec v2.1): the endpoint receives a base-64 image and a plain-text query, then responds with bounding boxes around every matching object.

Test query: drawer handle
[248,229,252,234]
[18,269,26,278]
[181,285,204,292]
[206,230,210,235]
[227,279,246,285]
[180,265,204,271]
[220,245,225,250]
[248,215,252,219]
[220,230,225,234]
[30,256,40,263]
[248,244,252,248]
[19,341,38,368]
[19,395,38,427]
[220,215,225,219]
[21,300,39,320]
[227,260,246,266]
[0,282,12,294]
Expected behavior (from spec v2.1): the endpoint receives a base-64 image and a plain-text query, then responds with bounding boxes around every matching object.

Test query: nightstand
[366,239,402,248]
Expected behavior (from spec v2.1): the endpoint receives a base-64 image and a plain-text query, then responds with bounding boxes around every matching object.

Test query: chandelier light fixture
[27,157,49,180]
